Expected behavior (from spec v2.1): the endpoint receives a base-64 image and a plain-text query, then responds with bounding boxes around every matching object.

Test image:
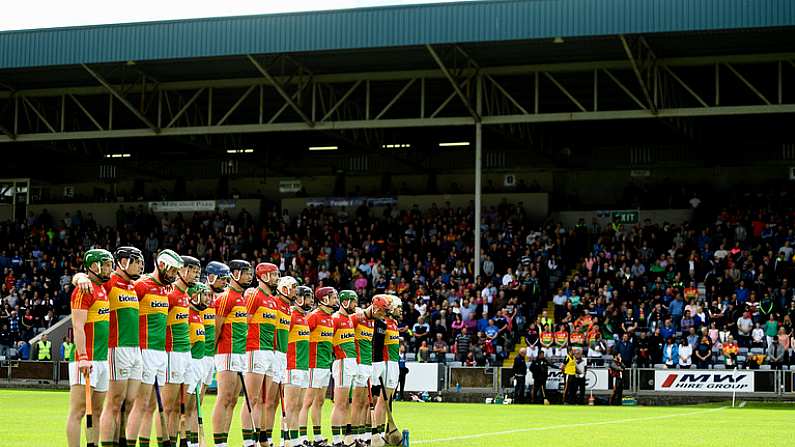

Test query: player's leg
[330,384,350,447]
[261,374,281,447]
[99,378,127,446]
[66,382,87,447]
[127,383,154,446]
[298,376,313,445]
[163,382,183,445]
[212,368,238,446]
[284,382,305,447]
[310,387,326,446]
[242,351,266,447]
[139,392,158,446]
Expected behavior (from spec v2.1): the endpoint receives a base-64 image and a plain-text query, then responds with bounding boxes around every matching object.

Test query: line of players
[67,247,402,447]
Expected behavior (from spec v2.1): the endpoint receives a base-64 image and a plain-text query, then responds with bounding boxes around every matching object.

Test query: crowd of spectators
[3,200,794,372]
[0,201,565,365]
[519,209,795,370]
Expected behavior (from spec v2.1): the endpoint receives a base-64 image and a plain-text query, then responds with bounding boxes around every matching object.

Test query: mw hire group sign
[654,370,754,393]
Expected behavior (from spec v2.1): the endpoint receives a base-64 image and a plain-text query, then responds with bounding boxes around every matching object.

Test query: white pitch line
[413,405,728,444]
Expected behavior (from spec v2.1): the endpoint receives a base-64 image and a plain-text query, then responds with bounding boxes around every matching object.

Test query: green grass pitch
[1,389,792,446]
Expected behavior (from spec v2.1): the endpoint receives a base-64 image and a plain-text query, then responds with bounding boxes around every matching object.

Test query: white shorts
[108,346,143,382]
[332,358,357,389]
[309,368,331,388]
[246,350,275,375]
[141,349,167,386]
[69,361,110,392]
[215,353,246,373]
[354,364,373,388]
[554,348,568,358]
[271,351,287,384]
[541,347,554,358]
[184,358,204,394]
[386,361,399,389]
[286,369,310,388]
[202,356,215,386]
[372,361,386,386]
[166,351,191,384]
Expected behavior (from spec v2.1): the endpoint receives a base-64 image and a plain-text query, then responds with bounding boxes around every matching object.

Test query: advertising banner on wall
[654,370,754,392]
[148,200,216,212]
[532,368,610,391]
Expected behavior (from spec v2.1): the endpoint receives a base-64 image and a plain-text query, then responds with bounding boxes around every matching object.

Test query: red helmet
[372,294,391,311]
[255,263,279,283]
[315,286,337,303]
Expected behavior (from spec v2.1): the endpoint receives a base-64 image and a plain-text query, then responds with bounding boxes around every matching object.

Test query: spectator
[417,341,430,363]
[662,338,678,368]
[678,338,692,369]
[737,312,754,347]
[16,339,30,360]
[412,317,430,352]
[617,333,634,367]
[455,327,471,362]
[768,336,785,370]
[723,336,739,367]
[751,322,766,349]
[636,331,651,368]
[609,352,625,405]
[694,336,712,369]
[432,333,448,363]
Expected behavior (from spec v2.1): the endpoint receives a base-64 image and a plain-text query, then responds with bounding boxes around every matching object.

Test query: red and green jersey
[569,331,585,347]
[307,308,334,369]
[215,288,248,355]
[200,304,216,357]
[70,281,109,361]
[245,287,277,351]
[106,273,139,349]
[332,312,357,360]
[273,297,291,354]
[135,275,170,351]
[166,286,190,353]
[554,330,569,348]
[352,313,374,366]
[540,331,554,347]
[384,318,400,362]
[189,309,205,360]
[287,309,310,371]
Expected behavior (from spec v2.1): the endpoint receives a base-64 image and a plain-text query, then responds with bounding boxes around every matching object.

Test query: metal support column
[474,75,482,280]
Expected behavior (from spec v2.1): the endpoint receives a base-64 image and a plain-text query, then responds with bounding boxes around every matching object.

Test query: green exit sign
[611,210,639,224]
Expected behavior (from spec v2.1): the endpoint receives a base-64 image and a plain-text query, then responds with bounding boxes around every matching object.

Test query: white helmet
[157,249,184,269]
[389,296,402,312]
[276,276,298,298]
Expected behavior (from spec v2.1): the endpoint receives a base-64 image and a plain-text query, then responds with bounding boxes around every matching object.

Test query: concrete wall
[28,199,262,227]
[282,193,549,221]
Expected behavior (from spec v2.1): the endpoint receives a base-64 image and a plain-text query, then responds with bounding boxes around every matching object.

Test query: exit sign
[611,210,639,224]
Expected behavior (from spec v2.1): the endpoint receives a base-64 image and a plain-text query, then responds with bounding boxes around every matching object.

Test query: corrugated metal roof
[1,0,793,70]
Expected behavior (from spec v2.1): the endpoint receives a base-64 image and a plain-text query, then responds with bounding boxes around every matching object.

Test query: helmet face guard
[338,290,358,313]
[114,246,144,281]
[187,283,211,311]
[179,256,201,287]
[205,261,231,293]
[315,287,339,312]
[276,276,298,301]
[157,250,184,285]
[229,260,253,288]
[256,263,280,287]
[85,249,114,282]
[296,286,315,312]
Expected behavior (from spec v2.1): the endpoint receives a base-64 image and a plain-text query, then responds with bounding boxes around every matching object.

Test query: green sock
[283,429,291,441]
[139,437,150,447]
[213,432,227,445]
[169,435,177,446]
[261,429,272,443]
[101,442,115,447]
[313,425,322,439]
[289,430,299,441]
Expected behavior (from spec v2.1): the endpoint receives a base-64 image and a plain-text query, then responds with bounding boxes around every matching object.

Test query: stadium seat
[737,356,746,363]
[406,353,416,362]
[739,347,749,355]
[750,348,764,354]
[654,364,665,369]
[448,361,462,368]
[713,364,726,369]
[445,353,455,362]
[759,364,771,370]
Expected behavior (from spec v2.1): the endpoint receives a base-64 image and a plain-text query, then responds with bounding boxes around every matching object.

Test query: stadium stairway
[504,267,577,364]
